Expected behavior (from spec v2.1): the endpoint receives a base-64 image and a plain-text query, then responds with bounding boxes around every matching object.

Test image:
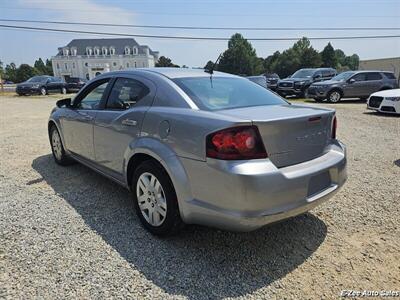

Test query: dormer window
[110,47,115,55]
[94,47,100,55]
[86,47,92,56]
[132,46,138,55]
[124,47,130,55]
[71,47,77,56]
[63,48,69,56]
[102,47,108,55]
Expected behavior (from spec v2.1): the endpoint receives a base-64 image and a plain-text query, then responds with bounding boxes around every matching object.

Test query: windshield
[173,77,287,111]
[331,71,356,81]
[27,76,48,83]
[291,69,315,78]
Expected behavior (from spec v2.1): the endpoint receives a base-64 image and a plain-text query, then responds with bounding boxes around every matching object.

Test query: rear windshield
[173,77,286,111]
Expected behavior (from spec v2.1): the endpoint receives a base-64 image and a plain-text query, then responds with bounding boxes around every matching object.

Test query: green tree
[263,51,281,73]
[45,59,54,75]
[334,49,346,67]
[218,33,263,76]
[204,60,215,70]
[321,42,337,67]
[15,64,36,82]
[155,56,179,67]
[5,63,17,82]
[344,54,359,70]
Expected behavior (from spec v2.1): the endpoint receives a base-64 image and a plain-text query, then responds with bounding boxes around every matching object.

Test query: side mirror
[348,78,356,84]
[56,98,72,108]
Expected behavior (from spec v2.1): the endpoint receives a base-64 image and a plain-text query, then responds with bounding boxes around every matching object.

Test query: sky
[0,0,399,67]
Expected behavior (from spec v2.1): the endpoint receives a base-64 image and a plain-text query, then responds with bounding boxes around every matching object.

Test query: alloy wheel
[136,172,167,227]
[41,88,46,96]
[329,91,341,103]
[62,87,67,94]
[51,129,63,160]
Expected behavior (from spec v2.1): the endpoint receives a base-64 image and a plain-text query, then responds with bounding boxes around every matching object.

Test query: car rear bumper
[179,141,347,231]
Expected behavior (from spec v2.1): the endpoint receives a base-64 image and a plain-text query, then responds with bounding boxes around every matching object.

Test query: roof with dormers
[56,38,159,56]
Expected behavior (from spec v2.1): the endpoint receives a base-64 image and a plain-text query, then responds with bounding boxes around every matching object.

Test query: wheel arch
[328,87,344,97]
[124,137,193,222]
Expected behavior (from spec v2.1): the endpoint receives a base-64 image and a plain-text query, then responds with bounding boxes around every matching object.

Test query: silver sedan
[48,68,347,235]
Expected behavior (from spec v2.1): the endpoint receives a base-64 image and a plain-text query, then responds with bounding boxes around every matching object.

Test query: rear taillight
[332,116,337,139]
[206,125,268,160]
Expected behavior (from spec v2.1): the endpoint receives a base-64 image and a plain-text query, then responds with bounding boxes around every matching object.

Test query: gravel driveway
[1,94,399,299]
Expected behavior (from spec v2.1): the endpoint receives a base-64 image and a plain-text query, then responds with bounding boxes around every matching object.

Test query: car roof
[100,68,238,79]
[355,70,394,73]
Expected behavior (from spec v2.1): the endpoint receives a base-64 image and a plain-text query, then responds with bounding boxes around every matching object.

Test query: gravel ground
[1,94,399,299]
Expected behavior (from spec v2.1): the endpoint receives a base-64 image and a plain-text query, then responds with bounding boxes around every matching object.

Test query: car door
[93,76,156,178]
[61,78,111,161]
[46,77,58,93]
[344,73,367,97]
[365,72,383,95]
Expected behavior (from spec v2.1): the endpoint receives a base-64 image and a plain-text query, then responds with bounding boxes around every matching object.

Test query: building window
[143,62,145,67]
[102,47,108,55]
[125,47,130,55]
[113,62,117,67]
[133,47,138,55]
[56,63,60,69]
[134,61,137,68]
[94,47,100,55]
[110,47,115,55]
[63,48,69,56]
[64,63,68,70]
[71,48,77,56]
[72,62,75,69]
[85,62,88,67]
[126,62,130,68]
[86,73,90,80]
[86,47,92,56]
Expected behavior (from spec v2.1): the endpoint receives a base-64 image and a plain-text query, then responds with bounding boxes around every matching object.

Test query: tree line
[0,58,53,83]
[159,34,359,78]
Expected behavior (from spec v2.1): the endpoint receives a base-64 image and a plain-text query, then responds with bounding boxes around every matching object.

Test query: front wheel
[327,90,342,103]
[61,87,67,94]
[132,160,183,236]
[49,125,74,166]
[40,87,47,96]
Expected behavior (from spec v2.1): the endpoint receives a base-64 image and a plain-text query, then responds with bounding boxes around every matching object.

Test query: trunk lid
[219,104,335,167]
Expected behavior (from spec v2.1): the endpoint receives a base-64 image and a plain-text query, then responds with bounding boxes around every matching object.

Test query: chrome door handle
[122,119,137,126]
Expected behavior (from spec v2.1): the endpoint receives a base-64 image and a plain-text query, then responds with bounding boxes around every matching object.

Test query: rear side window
[173,77,286,111]
[366,73,382,81]
[383,72,396,80]
[248,77,266,87]
[106,78,149,110]
[322,70,335,77]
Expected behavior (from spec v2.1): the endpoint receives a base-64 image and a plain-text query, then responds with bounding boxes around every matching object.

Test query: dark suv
[65,77,87,93]
[16,76,67,96]
[308,71,398,103]
[277,68,336,98]
[247,73,280,91]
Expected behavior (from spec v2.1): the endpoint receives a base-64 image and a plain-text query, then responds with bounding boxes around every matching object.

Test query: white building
[52,38,159,80]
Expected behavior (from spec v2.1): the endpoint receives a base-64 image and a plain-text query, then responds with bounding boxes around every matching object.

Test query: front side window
[106,78,150,110]
[366,72,382,81]
[76,80,109,110]
[351,73,367,82]
[174,77,286,111]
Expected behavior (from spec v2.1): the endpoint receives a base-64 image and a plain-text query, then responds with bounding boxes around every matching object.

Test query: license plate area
[308,171,331,197]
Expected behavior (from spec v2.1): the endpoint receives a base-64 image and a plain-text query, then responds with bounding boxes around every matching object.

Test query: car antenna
[205,53,222,75]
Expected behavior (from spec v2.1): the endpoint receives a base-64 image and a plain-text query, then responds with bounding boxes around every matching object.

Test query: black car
[277,68,337,98]
[247,73,280,91]
[65,77,87,93]
[16,76,67,96]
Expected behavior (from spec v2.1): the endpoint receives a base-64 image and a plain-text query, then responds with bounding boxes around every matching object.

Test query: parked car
[65,77,87,93]
[16,76,67,96]
[2,80,14,84]
[265,73,280,91]
[277,68,336,98]
[48,68,347,236]
[247,73,280,91]
[367,88,400,115]
[308,71,398,103]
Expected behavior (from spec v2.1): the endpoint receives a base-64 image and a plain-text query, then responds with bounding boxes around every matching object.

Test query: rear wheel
[61,87,67,94]
[49,125,74,166]
[40,87,47,96]
[327,90,342,103]
[132,160,183,236]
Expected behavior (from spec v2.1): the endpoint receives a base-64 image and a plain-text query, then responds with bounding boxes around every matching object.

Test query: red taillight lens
[332,116,337,139]
[206,125,268,160]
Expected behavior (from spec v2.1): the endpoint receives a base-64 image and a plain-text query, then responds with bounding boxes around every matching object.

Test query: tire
[49,125,74,166]
[40,87,47,96]
[132,160,183,236]
[61,87,67,94]
[327,90,342,103]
